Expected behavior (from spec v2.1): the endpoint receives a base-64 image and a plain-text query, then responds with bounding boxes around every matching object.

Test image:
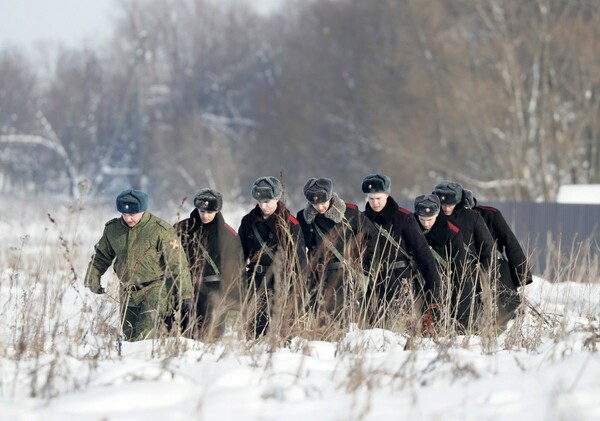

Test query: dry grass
[0,197,598,402]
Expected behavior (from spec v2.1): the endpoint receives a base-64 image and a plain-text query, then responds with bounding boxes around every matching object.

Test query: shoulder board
[397,206,411,215]
[288,215,299,225]
[105,217,120,226]
[224,223,238,236]
[447,221,460,233]
[478,205,498,212]
[345,203,358,210]
[155,218,172,231]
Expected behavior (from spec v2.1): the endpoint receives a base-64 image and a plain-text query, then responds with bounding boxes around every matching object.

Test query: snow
[1,195,599,420]
[556,184,600,204]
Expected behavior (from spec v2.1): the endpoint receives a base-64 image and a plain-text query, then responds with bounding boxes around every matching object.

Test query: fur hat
[361,173,391,194]
[194,188,223,212]
[251,176,282,201]
[414,194,441,217]
[304,177,333,204]
[116,189,148,214]
[433,180,463,205]
[462,188,476,209]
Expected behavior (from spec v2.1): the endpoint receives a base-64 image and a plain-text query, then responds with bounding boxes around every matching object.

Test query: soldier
[84,189,193,341]
[175,188,245,340]
[361,174,440,328]
[296,177,379,325]
[414,194,469,330]
[238,176,307,338]
[463,188,533,326]
[433,180,495,330]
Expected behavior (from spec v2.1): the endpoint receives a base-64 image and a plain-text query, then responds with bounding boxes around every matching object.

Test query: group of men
[84,175,533,342]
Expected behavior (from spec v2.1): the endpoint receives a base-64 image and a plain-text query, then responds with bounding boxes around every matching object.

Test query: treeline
[1,0,599,205]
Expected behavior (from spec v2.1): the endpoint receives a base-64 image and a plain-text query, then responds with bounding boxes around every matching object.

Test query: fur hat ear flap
[251,176,282,201]
[433,180,463,205]
[116,189,148,214]
[304,177,333,204]
[194,188,223,212]
[462,188,476,209]
[362,173,391,194]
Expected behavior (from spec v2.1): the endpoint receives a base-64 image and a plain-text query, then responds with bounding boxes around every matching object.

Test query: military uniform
[175,209,244,338]
[297,193,379,319]
[85,211,193,341]
[238,201,307,338]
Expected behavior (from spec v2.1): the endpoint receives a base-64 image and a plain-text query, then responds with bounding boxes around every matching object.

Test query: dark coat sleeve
[220,223,245,309]
[472,212,495,269]
[354,209,380,273]
[490,210,533,287]
[401,214,441,298]
[237,217,251,262]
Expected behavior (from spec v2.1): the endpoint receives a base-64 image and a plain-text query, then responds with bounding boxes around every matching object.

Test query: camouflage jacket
[84,212,193,300]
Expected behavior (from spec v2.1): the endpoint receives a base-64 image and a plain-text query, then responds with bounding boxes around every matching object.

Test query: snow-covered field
[0,195,599,420]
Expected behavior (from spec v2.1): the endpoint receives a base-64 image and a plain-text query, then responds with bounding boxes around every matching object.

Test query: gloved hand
[88,285,105,295]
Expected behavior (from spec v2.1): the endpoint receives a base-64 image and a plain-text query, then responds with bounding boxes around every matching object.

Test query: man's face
[418,214,438,230]
[367,192,389,212]
[258,199,278,217]
[122,212,144,227]
[200,210,217,224]
[441,204,456,216]
[312,200,331,214]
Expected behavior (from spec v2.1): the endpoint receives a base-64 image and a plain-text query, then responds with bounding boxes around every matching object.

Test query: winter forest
[1,1,600,420]
[1,0,599,205]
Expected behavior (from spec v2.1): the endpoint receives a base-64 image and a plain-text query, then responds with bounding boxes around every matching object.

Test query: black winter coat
[238,201,307,282]
[416,213,474,324]
[296,194,379,275]
[473,205,533,288]
[175,210,244,307]
[445,203,494,269]
[364,196,440,298]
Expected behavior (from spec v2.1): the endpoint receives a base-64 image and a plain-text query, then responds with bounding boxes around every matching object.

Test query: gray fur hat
[361,173,391,194]
[251,176,282,201]
[194,188,223,212]
[462,188,476,209]
[304,177,333,204]
[116,189,148,214]
[433,180,463,205]
[414,194,441,217]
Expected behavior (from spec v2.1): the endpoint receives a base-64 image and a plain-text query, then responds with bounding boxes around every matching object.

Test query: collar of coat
[364,195,398,226]
[303,193,346,224]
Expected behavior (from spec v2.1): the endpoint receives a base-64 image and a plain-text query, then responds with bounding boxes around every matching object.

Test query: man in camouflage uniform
[84,189,193,341]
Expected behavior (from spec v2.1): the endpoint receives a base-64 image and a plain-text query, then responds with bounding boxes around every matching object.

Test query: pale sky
[0,0,116,50]
[0,0,285,52]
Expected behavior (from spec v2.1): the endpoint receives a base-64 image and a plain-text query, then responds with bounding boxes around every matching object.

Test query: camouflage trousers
[120,283,171,341]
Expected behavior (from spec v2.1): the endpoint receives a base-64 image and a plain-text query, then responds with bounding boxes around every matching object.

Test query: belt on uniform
[203,274,222,283]
[315,261,345,272]
[389,260,409,270]
[130,280,155,291]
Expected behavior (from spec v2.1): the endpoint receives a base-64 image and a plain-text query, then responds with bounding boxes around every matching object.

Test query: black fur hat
[414,194,441,217]
[194,188,223,212]
[433,180,463,205]
[304,177,333,204]
[251,176,282,201]
[116,189,148,214]
[361,173,391,194]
